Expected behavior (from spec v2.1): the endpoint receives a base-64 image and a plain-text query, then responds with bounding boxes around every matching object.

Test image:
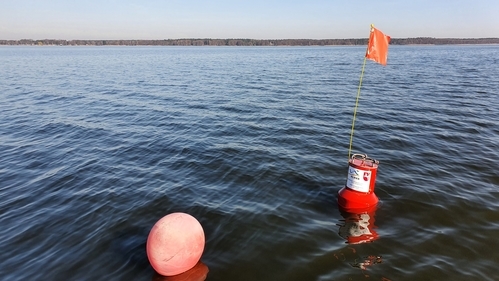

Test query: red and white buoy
[338,154,379,210]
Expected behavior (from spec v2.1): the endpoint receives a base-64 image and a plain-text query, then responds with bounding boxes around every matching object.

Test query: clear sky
[1,0,498,40]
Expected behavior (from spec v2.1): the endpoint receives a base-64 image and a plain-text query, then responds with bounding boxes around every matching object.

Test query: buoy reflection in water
[337,206,378,244]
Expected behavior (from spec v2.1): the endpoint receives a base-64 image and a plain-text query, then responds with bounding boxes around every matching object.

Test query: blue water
[1,45,499,281]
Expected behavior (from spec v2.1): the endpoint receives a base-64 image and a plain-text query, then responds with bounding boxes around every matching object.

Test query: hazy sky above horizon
[1,0,498,40]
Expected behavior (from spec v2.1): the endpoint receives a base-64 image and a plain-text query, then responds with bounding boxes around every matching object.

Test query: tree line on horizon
[1,37,498,46]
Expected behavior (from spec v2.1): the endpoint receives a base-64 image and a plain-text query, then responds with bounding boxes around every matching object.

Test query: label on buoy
[346,166,371,193]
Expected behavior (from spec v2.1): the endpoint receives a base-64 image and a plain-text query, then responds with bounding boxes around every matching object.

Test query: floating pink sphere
[147,213,205,276]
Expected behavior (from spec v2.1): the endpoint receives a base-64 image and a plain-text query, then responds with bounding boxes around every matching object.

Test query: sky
[1,0,498,40]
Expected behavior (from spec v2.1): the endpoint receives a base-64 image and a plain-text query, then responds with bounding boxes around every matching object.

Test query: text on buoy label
[346,166,371,193]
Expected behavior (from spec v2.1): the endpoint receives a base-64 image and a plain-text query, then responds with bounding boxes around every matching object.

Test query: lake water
[1,45,499,281]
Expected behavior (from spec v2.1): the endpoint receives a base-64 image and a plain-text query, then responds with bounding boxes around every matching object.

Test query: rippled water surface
[1,45,499,281]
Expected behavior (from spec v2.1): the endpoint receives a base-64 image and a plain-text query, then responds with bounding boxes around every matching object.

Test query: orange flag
[365,26,390,65]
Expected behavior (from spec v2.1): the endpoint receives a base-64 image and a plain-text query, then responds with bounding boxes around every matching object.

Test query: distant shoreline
[1,38,498,46]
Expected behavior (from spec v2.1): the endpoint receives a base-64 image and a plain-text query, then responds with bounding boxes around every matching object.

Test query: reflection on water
[151,262,208,281]
[351,255,383,270]
[337,206,389,279]
[337,206,378,244]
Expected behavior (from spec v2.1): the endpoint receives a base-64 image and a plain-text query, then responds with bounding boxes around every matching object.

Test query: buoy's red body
[338,154,379,209]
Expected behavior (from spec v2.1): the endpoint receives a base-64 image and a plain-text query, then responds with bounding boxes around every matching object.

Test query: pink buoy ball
[147,212,205,276]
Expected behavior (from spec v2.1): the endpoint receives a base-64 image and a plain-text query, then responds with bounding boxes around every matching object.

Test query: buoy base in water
[338,186,379,210]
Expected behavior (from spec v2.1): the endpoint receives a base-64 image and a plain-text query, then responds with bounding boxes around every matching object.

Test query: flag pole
[347,24,373,161]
